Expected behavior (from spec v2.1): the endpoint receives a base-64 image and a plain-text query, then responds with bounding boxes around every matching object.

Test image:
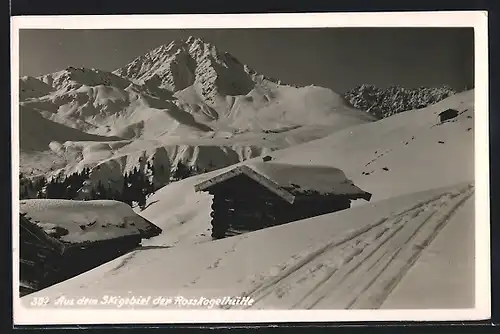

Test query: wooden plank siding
[206,174,354,239]
[19,234,143,296]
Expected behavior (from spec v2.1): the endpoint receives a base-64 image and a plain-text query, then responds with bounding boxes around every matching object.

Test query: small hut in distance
[438,108,459,123]
[194,162,372,239]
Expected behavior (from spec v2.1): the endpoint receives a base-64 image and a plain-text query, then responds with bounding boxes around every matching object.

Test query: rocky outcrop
[343,84,458,119]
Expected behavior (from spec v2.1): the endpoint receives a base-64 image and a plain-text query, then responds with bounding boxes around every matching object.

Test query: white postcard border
[11,11,490,325]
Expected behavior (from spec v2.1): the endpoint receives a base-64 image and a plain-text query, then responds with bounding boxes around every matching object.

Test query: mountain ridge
[23,36,445,197]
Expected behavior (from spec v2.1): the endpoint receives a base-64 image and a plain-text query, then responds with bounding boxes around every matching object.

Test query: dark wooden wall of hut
[20,224,61,295]
[52,235,142,285]
[20,225,143,296]
[207,174,352,239]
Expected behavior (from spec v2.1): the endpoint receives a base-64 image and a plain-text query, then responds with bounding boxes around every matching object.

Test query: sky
[19,28,474,93]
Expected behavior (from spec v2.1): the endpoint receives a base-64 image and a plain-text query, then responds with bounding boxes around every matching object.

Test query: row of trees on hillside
[19,161,206,210]
[19,168,92,200]
[343,85,459,119]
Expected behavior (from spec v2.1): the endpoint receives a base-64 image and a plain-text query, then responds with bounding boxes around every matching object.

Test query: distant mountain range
[19,36,458,194]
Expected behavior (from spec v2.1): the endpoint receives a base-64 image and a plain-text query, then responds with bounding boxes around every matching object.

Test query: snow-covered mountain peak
[113,36,268,104]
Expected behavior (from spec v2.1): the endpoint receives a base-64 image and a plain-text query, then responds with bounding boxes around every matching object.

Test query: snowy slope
[272,89,475,202]
[23,67,211,138]
[19,105,119,152]
[381,194,475,309]
[22,183,475,310]
[136,89,474,247]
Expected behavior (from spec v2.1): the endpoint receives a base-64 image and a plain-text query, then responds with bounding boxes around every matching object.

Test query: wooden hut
[194,162,372,239]
[438,108,459,123]
[18,199,162,296]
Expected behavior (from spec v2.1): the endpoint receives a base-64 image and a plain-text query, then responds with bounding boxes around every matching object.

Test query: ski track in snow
[223,184,474,310]
[110,250,139,273]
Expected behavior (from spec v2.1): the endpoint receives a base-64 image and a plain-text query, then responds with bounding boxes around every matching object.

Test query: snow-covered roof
[19,199,162,246]
[194,162,371,204]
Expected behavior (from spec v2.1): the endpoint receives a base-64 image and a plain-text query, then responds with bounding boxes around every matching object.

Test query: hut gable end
[20,214,65,254]
[194,165,296,203]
